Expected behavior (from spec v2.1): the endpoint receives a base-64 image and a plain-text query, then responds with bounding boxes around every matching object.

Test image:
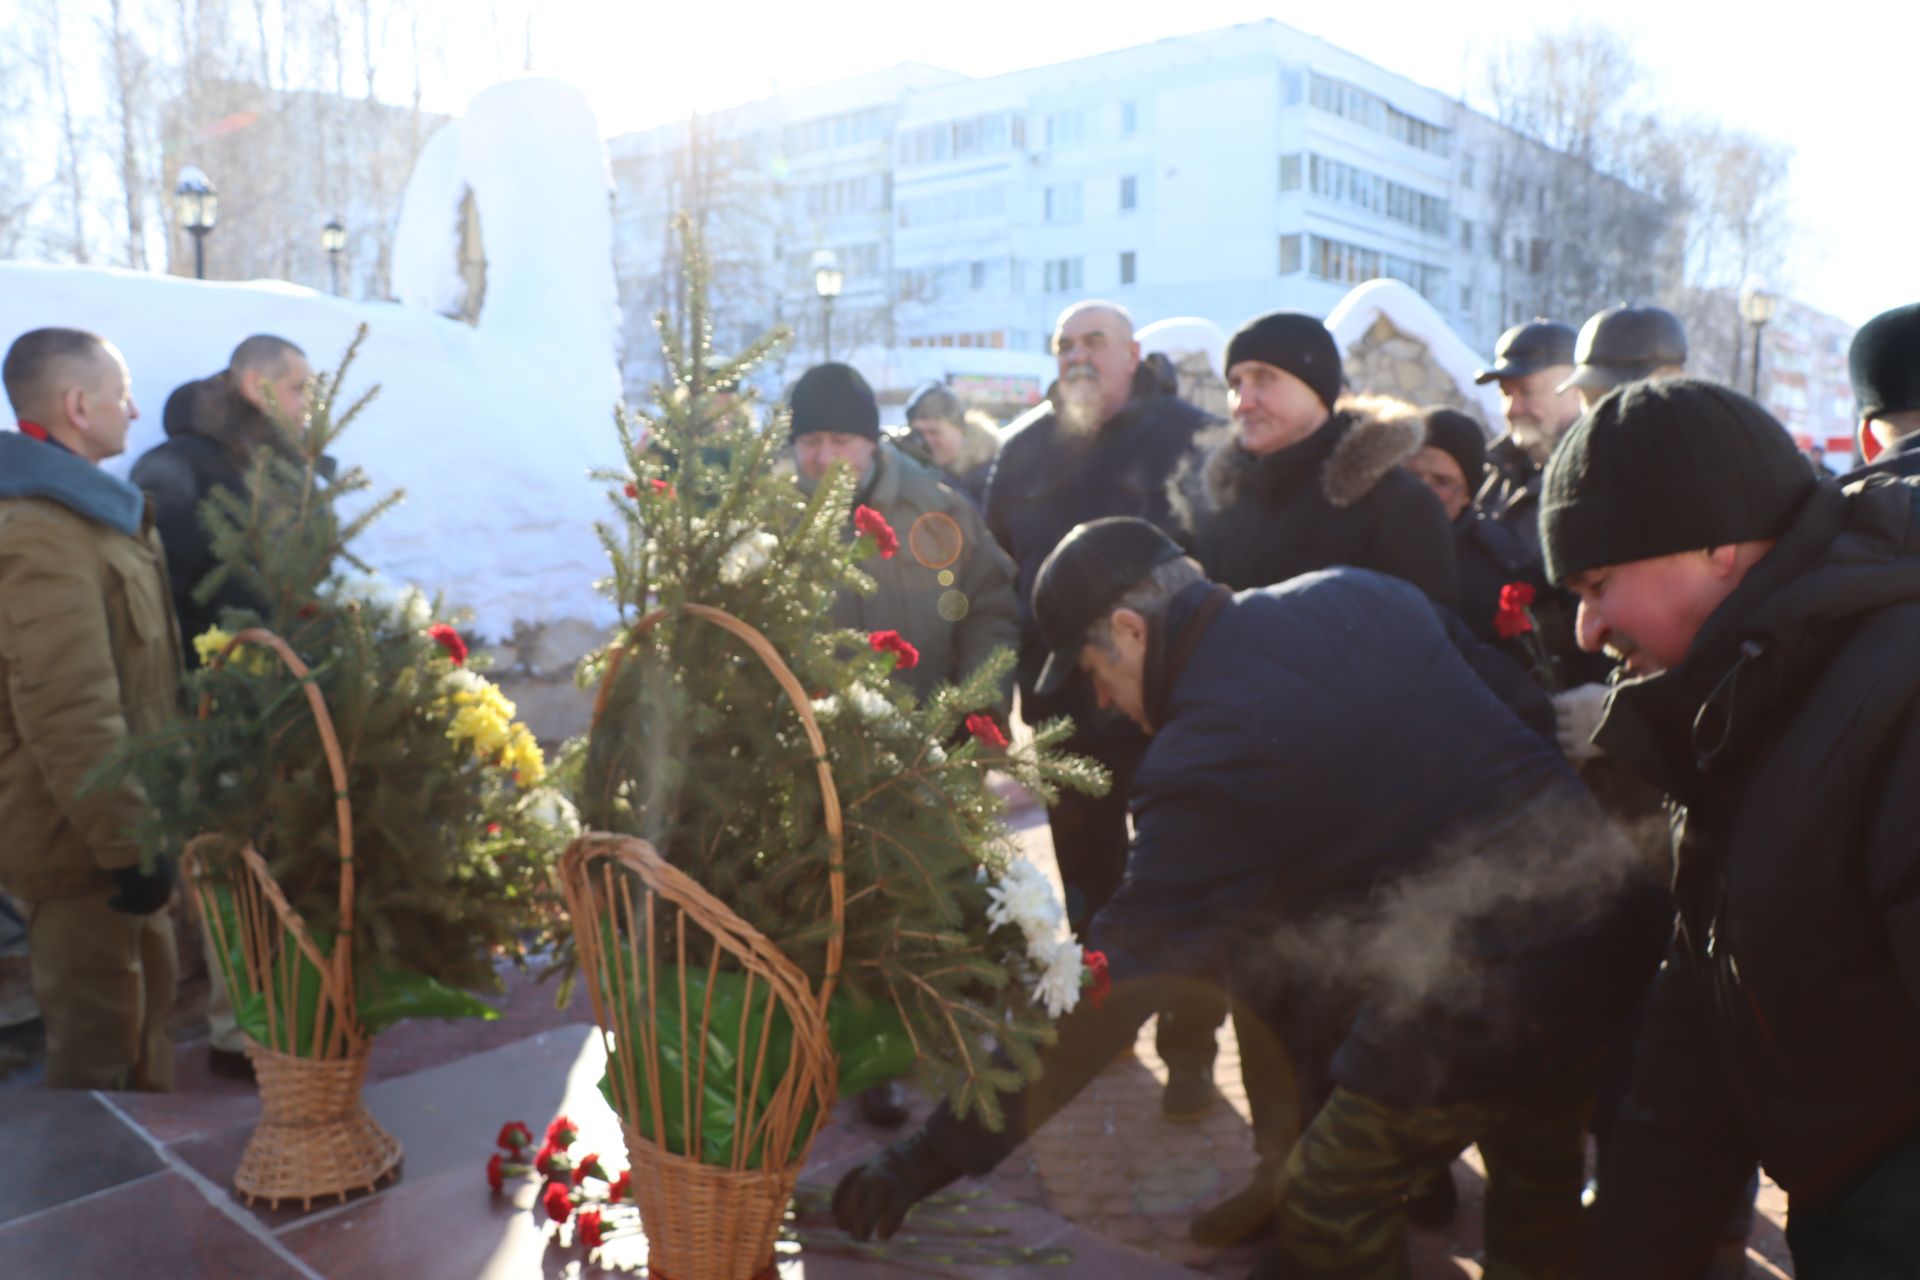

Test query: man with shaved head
[130,333,314,1080]
[982,298,1218,1121]
[0,327,181,1091]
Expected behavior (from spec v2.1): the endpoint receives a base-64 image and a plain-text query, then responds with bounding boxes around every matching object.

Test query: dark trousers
[1047,737,1220,1076]
[1785,1134,1920,1279]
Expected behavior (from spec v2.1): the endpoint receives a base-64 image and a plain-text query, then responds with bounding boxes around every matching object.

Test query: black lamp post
[174,166,218,280]
[811,248,844,362]
[1739,275,1779,401]
[322,218,347,296]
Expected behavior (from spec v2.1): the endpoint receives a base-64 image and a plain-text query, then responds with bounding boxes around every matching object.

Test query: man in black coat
[982,301,1218,1118]
[1542,378,1920,1278]
[130,335,314,662]
[1171,311,1458,608]
[1407,406,1538,647]
[1842,301,1920,483]
[832,518,1669,1278]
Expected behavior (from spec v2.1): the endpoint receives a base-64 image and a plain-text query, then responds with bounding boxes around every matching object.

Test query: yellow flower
[193,625,272,675]
[442,669,543,783]
[193,626,235,667]
[503,725,546,786]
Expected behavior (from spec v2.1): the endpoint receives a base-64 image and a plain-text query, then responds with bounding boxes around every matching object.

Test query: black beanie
[1421,407,1487,491]
[1225,311,1343,411]
[1541,378,1816,585]
[1849,302,1920,421]
[788,362,879,441]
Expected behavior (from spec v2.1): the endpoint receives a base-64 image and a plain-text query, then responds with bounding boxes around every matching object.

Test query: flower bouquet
[559,226,1108,1279]
[103,331,566,1207]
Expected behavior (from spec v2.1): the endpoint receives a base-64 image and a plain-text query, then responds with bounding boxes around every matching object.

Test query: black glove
[105,856,174,915]
[831,1128,965,1242]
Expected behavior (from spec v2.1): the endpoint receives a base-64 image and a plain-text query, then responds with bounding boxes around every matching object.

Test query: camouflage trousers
[1267,1067,1594,1280]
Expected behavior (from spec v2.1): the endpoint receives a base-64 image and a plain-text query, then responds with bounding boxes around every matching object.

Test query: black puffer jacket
[1170,395,1460,608]
[1841,432,1920,485]
[983,365,1215,742]
[1595,478,1920,1206]
[129,375,274,661]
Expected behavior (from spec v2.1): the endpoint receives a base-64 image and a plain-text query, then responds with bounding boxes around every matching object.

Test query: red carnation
[608,1170,631,1202]
[545,1115,579,1148]
[650,478,674,496]
[623,481,638,499]
[297,601,321,620]
[542,1179,574,1224]
[427,622,468,666]
[497,1120,533,1152]
[868,630,920,671]
[1494,582,1537,640]
[486,1152,506,1193]
[1084,950,1112,1011]
[965,714,1009,750]
[578,1208,605,1248]
[853,505,899,559]
[572,1152,606,1186]
[533,1139,566,1178]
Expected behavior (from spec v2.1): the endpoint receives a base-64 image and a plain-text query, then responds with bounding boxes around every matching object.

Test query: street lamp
[1739,275,1779,401]
[173,166,218,280]
[811,248,844,362]
[321,218,347,296]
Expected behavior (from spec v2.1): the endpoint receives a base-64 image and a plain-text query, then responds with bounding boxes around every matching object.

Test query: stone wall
[1342,315,1490,430]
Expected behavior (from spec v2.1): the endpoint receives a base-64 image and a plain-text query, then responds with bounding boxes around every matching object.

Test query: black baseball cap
[1474,319,1576,385]
[1033,518,1188,697]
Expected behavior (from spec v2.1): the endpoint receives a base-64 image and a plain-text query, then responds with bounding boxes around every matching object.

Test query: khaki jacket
[831,443,1019,707]
[0,434,183,901]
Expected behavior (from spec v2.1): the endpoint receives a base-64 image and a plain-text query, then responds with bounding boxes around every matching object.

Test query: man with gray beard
[982,301,1217,1119]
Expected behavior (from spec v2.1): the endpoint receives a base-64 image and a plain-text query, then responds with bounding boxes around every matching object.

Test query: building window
[1459,219,1473,251]
[1044,109,1086,149]
[1044,182,1083,223]
[1307,71,1451,156]
[1044,257,1084,293]
[1279,154,1301,193]
[1279,234,1302,276]
[1119,175,1137,211]
[1459,284,1474,313]
[1461,152,1475,189]
[1119,251,1136,285]
[970,260,986,290]
[1121,100,1138,135]
[1303,152,1449,235]
[1530,239,1550,274]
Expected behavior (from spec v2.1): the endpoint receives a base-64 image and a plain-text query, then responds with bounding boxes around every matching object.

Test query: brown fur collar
[1183,393,1426,517]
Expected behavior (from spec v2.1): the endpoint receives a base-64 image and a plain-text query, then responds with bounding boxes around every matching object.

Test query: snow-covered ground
[0,78,624,640]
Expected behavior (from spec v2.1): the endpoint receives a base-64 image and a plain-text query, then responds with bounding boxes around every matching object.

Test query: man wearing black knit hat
[1541,377,1920,1277]
[1171,310,1458,608]
[1407,406,1538,648]
[1844,301,1920,482]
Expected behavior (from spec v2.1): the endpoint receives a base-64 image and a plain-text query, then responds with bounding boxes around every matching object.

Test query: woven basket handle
[196,627,359,1024]
[592,604,846,1010]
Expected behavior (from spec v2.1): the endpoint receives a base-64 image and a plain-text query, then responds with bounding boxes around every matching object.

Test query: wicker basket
[182,627,403,1210]
[560,604,845,1280]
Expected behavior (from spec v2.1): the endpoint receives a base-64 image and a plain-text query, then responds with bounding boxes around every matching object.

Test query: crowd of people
[4,289,1920,1278]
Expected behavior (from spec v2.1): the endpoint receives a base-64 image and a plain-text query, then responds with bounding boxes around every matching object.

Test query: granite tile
[0,1090,162,1224]
[0,1170,305,1279]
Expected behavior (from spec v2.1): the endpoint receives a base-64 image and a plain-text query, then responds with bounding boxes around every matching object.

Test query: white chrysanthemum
[810,695,842,721]
[1030,936,1085,1018]
[847,683,896,723]
[522,787,581,835]
[926,742,947,766]
[444,668,488,696]
[986,859,1063,942]
[399,588,433,630]
[719,530,778,584]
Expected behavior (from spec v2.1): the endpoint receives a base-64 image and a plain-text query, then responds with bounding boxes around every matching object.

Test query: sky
[427,0,1917,328]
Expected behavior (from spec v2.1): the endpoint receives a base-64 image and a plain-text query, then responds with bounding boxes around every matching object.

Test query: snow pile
[0,77,624,639]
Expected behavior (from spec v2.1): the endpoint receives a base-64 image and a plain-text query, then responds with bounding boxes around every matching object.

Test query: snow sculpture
[0,77,623,638]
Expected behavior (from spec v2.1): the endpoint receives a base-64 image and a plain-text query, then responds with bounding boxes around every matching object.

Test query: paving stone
[0,1089,162,1224]
[0,1170,305,1278]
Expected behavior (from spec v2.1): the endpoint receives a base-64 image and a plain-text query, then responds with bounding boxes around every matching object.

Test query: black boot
[857,1079,910,1128]
[1162,1064,1218,1123]
[1191,1158,1281,1247]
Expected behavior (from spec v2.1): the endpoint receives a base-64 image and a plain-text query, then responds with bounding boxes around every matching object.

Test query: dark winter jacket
[926,570,1668,1174]
[1841,432,1920,485]
[829,443,1018,706]
[1170,396,1460,609]
[1594,478,1920,1207]
[129,374,277,661]
[1453,506,1539,646]
[1478,435,1544,558]
[983,364,1216,744]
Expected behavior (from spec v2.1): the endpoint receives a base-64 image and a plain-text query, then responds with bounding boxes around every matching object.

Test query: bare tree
[103,0,157,268]
[32,0,93,263]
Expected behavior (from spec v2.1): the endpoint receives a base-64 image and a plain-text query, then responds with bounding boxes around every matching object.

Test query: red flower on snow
[868,630,920,671]
[578,1208,606,1248]
[1493,582,1537,640]
[497,1120,533,1152]
[545,1115,579,1148]
[965,714,1009,750]
[1084,950,1112,1010]
[486,1152,506,1193]
[427,622,468,666]
[607,1170,631,1203]
[542,1179,574,1224]
[853,505,899,559]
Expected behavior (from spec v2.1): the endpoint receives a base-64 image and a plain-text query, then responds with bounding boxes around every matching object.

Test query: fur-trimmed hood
[950,410,1002,476]
[1173,393,1428,527]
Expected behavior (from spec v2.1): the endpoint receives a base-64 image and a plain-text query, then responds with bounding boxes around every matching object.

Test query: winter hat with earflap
[1850,302,1920,422]
[1224,311,1344,412]
[1540,378,1816,585]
